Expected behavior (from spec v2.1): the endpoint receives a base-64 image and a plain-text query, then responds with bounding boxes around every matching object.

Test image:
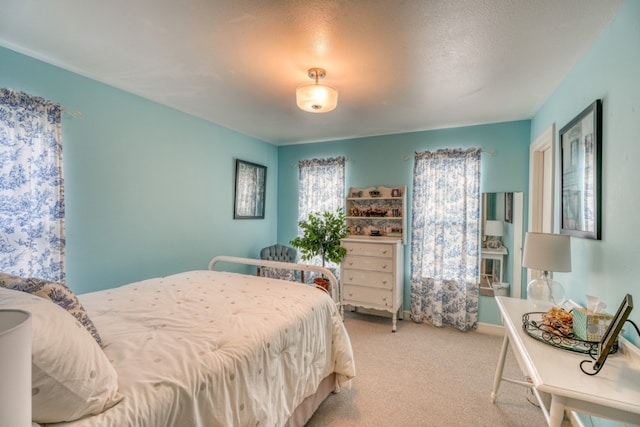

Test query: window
[409,148,481,331]
[0,89,65,281]
[297,156,345,270]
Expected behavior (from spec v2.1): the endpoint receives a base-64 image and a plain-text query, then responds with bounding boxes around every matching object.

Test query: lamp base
[526,272,566,308]
[487,237,502,249]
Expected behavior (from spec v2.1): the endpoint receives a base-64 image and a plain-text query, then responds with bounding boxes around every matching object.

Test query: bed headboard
[208,256,339,303]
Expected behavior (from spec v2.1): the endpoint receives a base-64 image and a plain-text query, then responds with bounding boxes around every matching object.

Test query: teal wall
[531,0,640,343]
[0,46,279,293]
[1,0,637,349]
[2,2,638,423]
[530,2,640,425]
[277,121,531,324]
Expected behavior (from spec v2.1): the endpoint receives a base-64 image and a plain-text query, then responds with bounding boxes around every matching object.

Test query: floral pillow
[0,273,103,347]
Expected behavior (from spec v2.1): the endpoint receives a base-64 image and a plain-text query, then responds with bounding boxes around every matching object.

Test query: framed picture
[559,99,602,240]
[234,159,266,219]
[583,294,633,375]
[391,188,402,197]
[504,192,513,223]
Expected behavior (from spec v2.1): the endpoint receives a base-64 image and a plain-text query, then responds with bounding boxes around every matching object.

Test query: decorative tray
[522,312,617,355]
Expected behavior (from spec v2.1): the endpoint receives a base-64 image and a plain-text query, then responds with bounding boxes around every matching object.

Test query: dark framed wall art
[559,99,602,240]
[234,159,266,219]
[504,192,513,223]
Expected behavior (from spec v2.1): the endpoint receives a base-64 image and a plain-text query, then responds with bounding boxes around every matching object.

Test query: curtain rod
[401,149,495,161]
[289,157,354,168]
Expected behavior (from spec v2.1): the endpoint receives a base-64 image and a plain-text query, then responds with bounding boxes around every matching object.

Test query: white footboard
[208,256,340,304]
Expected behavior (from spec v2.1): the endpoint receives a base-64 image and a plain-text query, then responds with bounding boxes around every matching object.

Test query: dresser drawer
[343,255,393,273]
[342,284,393,308]
[342,268,394,290]
[342,241,394,258]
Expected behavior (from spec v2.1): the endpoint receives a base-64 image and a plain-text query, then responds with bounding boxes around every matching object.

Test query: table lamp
[522,232,571,307]
[485,220,504,249]
[0,309,32,427]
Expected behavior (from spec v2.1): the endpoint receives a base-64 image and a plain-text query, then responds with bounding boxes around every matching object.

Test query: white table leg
[491,333,510,403]
[548,395,566,427]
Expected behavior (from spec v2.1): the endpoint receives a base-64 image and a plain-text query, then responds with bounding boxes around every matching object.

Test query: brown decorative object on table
[541,307,573,336]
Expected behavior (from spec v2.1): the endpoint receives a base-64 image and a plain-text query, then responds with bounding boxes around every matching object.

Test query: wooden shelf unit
[345,185,407,244]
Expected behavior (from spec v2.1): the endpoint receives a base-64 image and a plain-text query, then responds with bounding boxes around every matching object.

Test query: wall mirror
[234,159,266,219]
[480,192,524,298]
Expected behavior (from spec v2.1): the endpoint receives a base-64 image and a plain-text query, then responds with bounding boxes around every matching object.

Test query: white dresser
[340,237,404,331]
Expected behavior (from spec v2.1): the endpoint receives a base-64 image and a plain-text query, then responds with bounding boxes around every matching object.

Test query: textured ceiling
[0,0,625,145]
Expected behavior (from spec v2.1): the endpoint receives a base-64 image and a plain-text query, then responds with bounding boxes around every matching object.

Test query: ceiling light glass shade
[522,232,571,307]
[296,83,338,113]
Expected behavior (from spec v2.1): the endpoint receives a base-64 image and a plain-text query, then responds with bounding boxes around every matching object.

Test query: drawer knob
[349,277,353,281]
[382,250,387,254]
[348,261,353,266]
[382,280,387,284]
[382,264,387,269]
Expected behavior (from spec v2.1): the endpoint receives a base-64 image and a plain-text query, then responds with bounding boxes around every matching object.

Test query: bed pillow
[0,287,123,423]
[0,273,103,347]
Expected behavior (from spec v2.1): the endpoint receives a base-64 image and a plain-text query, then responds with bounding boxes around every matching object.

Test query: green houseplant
[290,208,348,290]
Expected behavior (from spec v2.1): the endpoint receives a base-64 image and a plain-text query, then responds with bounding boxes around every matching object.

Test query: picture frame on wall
[559,99,602,239]
[234,159,266,219]
[504,192,513,223]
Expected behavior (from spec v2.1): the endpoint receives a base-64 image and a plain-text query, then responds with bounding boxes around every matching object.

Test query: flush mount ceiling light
[296,67,338,113]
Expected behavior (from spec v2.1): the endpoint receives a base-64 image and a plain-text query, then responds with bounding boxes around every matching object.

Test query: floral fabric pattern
[297,157,345,278]
[0,272,103,346]
[0,88,65,281]
[260,266,296,281]
[409,148,481,331]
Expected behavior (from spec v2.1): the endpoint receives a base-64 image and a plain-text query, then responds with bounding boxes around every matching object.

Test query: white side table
[481,246,507,285]
[492,296,640,426]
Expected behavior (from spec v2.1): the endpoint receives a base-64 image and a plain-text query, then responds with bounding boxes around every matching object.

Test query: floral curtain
[410,148,481,331]
[0,88,65,281]
[297,157,345,275]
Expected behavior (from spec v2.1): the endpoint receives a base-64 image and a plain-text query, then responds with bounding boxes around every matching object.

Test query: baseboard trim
[476,321,504,336]
[348,308,507,337]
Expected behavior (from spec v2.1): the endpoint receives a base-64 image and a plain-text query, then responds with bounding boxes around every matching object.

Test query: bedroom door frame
[527,124,555,285]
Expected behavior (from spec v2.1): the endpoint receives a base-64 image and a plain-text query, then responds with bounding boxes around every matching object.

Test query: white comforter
[45,270,355,427]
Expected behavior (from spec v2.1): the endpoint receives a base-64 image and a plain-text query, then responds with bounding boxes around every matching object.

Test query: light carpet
[306,311,551,427]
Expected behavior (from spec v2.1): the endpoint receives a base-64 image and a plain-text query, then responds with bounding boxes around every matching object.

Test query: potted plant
[290,208,348,291]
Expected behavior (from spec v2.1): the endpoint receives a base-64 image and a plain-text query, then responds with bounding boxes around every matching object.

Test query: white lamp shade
[296,83,338,113]
[485,220,503,237]
[522,232,572,272]
[0,309,32,427]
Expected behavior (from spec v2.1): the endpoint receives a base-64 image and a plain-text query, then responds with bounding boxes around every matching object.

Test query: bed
[0,256,355,427]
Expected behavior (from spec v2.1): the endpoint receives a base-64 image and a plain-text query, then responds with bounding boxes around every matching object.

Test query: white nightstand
[481,246,508,286]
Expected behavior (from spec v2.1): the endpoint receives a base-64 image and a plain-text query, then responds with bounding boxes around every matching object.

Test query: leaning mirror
[480,192,523,298]
[234,159,266,219]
